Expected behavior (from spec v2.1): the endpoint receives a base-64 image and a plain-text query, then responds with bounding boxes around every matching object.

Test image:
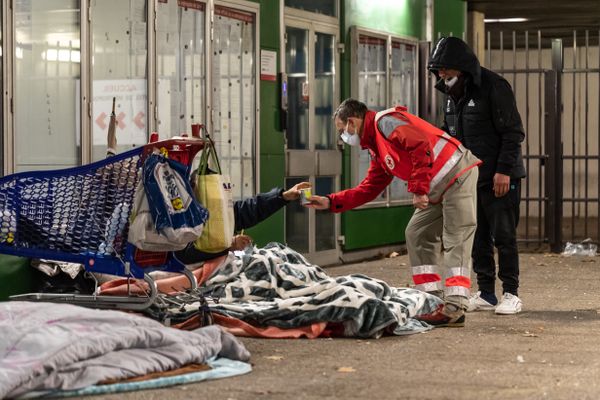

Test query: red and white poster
[92,79,147,145]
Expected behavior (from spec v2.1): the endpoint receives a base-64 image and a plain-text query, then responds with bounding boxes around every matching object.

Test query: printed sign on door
[92,79,147,145]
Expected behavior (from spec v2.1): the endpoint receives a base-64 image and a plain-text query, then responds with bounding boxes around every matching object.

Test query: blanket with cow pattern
[155,243,441,338]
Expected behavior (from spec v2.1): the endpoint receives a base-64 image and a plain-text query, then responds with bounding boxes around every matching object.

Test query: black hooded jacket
[428,37,526,185]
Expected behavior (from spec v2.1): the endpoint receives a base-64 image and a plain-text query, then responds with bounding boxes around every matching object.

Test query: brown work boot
[415,303,465,328]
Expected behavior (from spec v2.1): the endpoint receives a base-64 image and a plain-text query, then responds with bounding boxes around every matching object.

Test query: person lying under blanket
[99,242,443,338]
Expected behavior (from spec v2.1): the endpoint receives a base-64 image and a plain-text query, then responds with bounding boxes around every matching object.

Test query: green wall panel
[259,0,278,49]
[260,78,286,155]
[246,209,284,247]
[343,0,425,39]
[258,0,284,155]
[434,0,466,38]
[342,206,414,250]
[247,153,285,246]
[250,0,285,247]
[258,154,285,192]
[0,254,33,300]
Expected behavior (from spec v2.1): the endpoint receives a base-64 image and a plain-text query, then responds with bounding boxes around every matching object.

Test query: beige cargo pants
[405,164,478,309]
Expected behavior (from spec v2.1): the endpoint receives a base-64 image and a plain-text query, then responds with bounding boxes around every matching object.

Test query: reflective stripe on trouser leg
[412,265,443,292]
[444,266,471,297]
[441,167,478,300]
[406,202,443,293]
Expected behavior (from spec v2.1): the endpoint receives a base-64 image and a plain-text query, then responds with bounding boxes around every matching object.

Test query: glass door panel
[391,41,416,112]
[357,34,387,202]
[91,0,148,161]
[156,0,206,138]
[315,176,335,251]
[14,0,81,171]
[285,27,309,150]
[314,33,335,150]
[285,18,339,263]
[212,5,256,201]
[357,35,387,109]
[285,176,309,253]
[389,40,417,202]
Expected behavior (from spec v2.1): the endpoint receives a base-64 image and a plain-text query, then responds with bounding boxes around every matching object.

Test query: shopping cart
[0,137,206,310]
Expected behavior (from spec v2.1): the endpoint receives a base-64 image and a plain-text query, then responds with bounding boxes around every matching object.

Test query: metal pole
[571,31,576,240]
[525,31,530,244]
[545,38,564,252]
[418,41,431,121]
[583,30,589,239]
[537,31,543,243]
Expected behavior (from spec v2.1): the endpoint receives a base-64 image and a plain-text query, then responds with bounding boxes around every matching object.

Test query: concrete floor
[83,252,600,400]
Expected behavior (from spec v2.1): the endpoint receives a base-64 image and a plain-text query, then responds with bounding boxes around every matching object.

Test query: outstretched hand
[282,181,311,201]
[303,195,330,210]
[231,234,253,251]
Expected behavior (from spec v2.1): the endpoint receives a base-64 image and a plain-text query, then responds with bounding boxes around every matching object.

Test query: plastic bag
[128,152,209,251]
[562,238,598,257]
[193,138,234,254]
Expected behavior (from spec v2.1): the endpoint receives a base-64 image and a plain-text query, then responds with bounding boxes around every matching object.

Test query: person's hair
[333,98,368,123]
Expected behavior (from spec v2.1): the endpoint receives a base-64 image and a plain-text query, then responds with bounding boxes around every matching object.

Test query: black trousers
[472,180,521,296]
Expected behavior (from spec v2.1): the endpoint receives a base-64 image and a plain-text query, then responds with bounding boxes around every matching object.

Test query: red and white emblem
[384,154,395,170]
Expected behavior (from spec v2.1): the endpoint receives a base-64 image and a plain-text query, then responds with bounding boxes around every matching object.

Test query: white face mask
[444,76,458,88]
[341,130,361,147]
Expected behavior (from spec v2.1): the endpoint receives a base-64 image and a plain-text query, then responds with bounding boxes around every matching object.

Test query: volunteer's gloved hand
[282,182,311,201]
[231,234,253,251]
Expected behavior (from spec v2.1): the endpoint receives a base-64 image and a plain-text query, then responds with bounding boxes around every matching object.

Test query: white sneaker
[495,293,523,315]
[466,291,497,312]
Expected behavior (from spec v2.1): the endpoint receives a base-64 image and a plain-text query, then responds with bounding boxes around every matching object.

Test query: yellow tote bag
[193,139,234,253]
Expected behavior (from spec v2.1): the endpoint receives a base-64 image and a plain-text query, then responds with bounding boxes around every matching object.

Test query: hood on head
[427,37,481,87]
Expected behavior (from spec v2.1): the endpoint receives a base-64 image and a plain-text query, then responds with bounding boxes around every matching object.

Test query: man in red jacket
[307,98,481,327]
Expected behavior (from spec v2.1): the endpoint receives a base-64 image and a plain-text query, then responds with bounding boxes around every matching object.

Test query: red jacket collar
[360,110,377,150]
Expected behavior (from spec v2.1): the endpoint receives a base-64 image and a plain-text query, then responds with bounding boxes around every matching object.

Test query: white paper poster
[260,49,277,81]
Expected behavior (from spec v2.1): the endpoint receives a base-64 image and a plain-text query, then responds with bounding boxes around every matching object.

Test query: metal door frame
[283,11,341,265]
